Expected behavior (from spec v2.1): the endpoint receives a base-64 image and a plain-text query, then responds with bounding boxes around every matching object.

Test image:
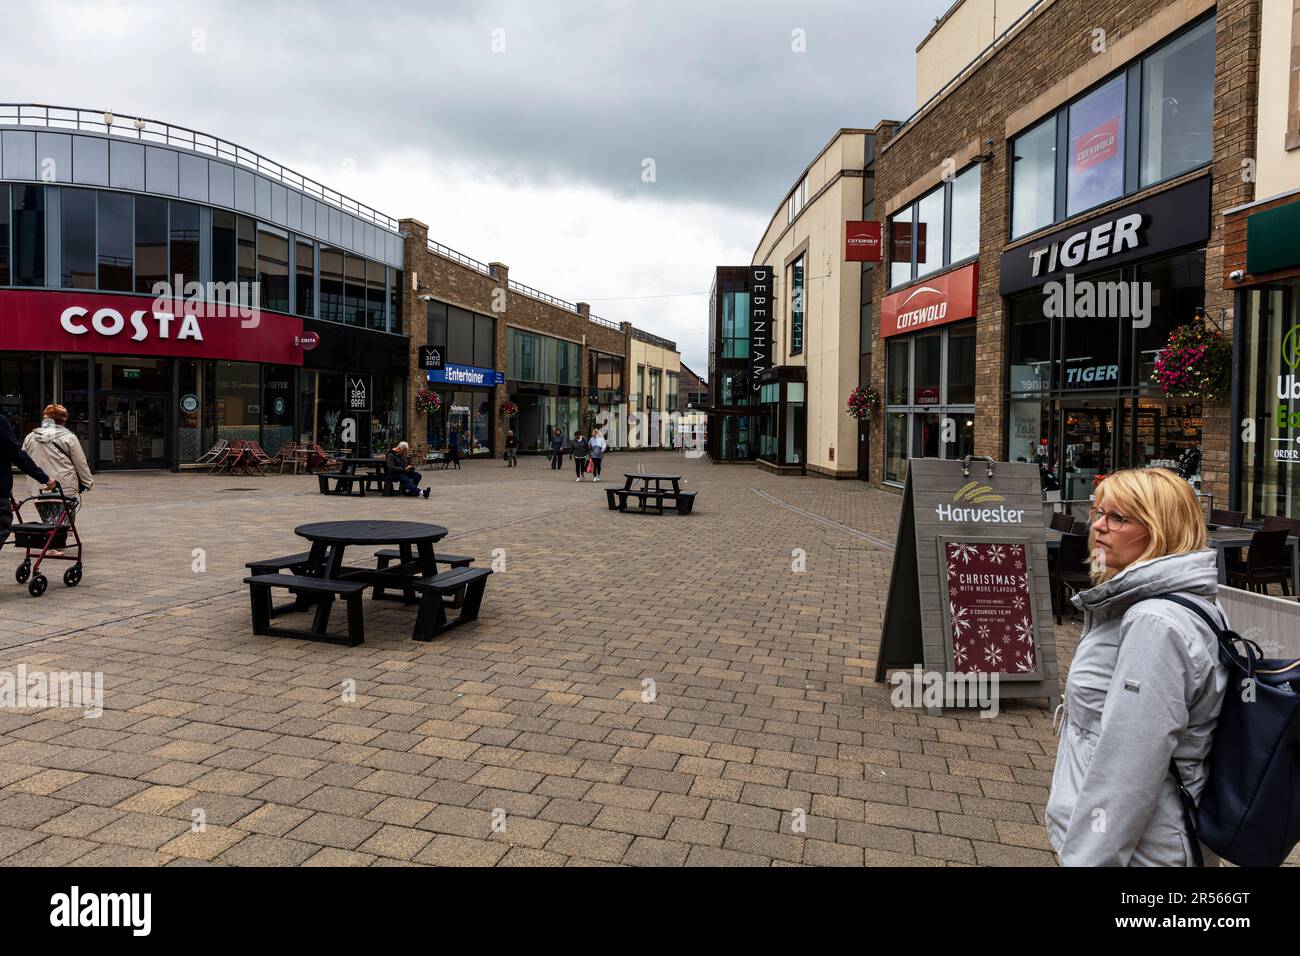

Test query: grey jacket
[1045,549,1228,866]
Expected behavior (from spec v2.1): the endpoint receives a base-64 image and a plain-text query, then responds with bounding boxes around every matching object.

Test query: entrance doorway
[97,392,168,468]
[1061,404,1113,501]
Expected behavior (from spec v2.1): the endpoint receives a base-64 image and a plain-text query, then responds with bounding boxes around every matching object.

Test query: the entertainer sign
[428,363,505,387]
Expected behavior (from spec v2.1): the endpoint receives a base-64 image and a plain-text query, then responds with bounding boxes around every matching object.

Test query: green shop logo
[1284,325,1300,371]
[1277,325,1300,443]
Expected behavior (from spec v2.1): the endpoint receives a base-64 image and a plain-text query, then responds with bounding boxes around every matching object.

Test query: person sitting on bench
[386,441,429,499]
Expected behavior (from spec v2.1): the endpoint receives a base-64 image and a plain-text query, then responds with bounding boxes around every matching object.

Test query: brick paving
[0,452,1083,866]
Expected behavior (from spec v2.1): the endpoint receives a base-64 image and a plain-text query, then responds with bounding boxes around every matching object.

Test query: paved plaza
[0,452,1082,866]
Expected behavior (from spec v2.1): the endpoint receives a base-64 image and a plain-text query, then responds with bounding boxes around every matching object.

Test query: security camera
[1229,270,1245,283]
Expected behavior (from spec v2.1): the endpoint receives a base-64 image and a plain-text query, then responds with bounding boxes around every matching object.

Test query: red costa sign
[0,290,305,365]
[298,330,320,351]
[881,262,979,338]
[845,220,882,262]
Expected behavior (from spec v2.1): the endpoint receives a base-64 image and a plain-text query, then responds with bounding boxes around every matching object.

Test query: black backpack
[1160,595,1300,867]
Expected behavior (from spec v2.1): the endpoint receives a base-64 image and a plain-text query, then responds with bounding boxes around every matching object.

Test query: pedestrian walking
[588,429,606,481]
[1,414,54,553]
[550,427,565,470]
[385,441,430,498]
[1045,467,1227,867]
[23,404,93,524]
[505,430,518,467]
[571,431,589,481]
[448,427,462,470]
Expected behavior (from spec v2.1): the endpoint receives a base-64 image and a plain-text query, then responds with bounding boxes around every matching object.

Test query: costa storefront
[881,262,978,484]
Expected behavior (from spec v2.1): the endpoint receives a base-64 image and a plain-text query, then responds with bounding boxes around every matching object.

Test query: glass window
[1011,116,1057,239]
[319,248,343,324]
[0,184,9,286]
[211,209,236,285]
[885,411,909,482]
[447,306,474,365]
[236,215,256,292]
[886,338,909,405]
[888,205,914,287]
[667,371,679,412]
[257,225,290,314]
[97,191,133,292]
[1008,396,1053,465]
[262,364,295,456]
[169,202,199,292]
[914,332,942,405]
[134,195,167,294]
[637,365,645,411]
[389,268,403,334]
[213,360,261,440]
[947,322,976,404]
[1067,75,1126,216]
[426,299,447,348]
[1237,284,1298,520]
[946,414,976,461]
[1141,18,1215,187]
[916,187,945,277]
[1133,251,1204,387]
[914,411,942,458]
[790,256,804,354]
[1008,294,1053,395]
[1060,269,1121,389]
[365,260,385,331]
[722,291,750,358]
[343,255,365,326]
[295,240,314,318]
[61,188,96,289]
[474,314,494,369]
[11,185,44,287]
[950,165,980,263]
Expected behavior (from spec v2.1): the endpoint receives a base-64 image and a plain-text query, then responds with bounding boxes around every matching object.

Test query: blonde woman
[1045,468,1228,866]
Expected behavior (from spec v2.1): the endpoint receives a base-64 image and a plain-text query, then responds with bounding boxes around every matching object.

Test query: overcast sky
[5,0,952,372]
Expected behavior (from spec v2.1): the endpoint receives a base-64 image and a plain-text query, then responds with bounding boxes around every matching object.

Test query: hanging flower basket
[1151,315,1232,402]
[499,400,519,418]
[414,387,442,414]
[846,384,881,420]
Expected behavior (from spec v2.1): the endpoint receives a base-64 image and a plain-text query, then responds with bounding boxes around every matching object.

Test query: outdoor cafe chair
[1226,527,1293,596]
[193,438,229,467]
[1210,508,1245,528]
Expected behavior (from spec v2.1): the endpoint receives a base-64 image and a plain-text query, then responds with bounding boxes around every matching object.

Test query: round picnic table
[295,519,449,581]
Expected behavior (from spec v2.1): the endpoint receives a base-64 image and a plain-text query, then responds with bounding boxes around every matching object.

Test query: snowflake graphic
[977,623,990,640]
[1014,616,1035,644]
[1012,595,1025,611]
[949,543,980,564]
[985,544,1007,565]
[953,641,968,667]
[1017,575,1029,591]
[1016,651,1036,673]
[984,644,1003,668]
[950,585,960,600]
[1001,634,1012,645]
[1013,559,1025,571]
[950,603,971,637]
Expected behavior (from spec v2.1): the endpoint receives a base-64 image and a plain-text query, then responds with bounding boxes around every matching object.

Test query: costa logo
[298,330,320,351]
[60,306,204,342]
[881,262,978,338]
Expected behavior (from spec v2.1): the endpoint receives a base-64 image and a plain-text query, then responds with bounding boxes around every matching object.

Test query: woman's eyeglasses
[1090,507,1139,531]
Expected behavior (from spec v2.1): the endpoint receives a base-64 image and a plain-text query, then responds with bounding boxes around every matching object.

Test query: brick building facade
[867,0,1261,504]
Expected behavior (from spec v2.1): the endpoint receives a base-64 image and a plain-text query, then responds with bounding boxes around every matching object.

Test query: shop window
[785,382,805,464]
[1059,269,1121,389]
[885,411,908,482]
[474,314,494,369]
[135,196,167,294]
[97,191,133,292]
[319,248,344,324]
[1067,75,1126,216]
[212,209,236,285]
[790,255,804,354]
[1008,396,1054,465]
[1008,294,1053,394]
[914,332,942,405]
[61,187,96,289]
[1237,285,1298,521]
[213,361,261,441]
[950,165,980,263]
[262,364,295,455]
[343,255,365,326]
[722,291,750,358]
[1011,116,1057,239]
[1133,251,1204,386]
[1140,18,1215,187]
[667,372,679,412]
[947,323,976,404]
[636,365,645,411]
[0,183,9,285]
[60,355,92,459]
[365,260,385,331]
[176,358,203,463]
[648,368,661,411]
[886,338,909,405]
[389,268,403,333]
[888,204,914,288]
[916,187,945,278]
[236,215,256,303]
[11,185,44,287]
[447,306,474,365]
[427,299,447,348]
[368,374,403,457]
[295,240,314,318]
[169,202,199,293]
[257,225,290,314]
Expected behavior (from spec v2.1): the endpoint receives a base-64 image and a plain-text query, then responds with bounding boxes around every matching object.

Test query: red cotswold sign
[845,220,882,262]
[880,262,978,338]
[0,290,305,365]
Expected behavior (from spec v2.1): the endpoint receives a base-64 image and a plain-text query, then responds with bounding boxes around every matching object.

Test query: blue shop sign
[427,363,504,387]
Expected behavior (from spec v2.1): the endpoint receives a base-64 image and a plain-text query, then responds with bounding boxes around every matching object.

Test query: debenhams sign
[998,177,1210,295]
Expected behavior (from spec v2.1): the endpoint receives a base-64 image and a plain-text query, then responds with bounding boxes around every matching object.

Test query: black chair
[1210,508,1245,528]
[1262,515,1299,534]
[1051,532,1093,624]
[1049,512,1075,533]
[1227,528,1293,596]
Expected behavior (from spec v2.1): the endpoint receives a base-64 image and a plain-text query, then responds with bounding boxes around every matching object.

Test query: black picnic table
[296,519,448,588]
[623,473,683,494]
[336,457,388,477]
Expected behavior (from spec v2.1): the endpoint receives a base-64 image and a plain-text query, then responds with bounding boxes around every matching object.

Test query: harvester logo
[935,481,1025,524]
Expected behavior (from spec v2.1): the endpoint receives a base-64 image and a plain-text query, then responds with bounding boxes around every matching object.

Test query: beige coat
[22,421,94,498]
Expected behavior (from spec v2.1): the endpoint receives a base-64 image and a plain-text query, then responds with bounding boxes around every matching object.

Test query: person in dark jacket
[571,431,589,481]
[448,428,462,470]
[2,415,55,551]
[550,427,565,470]
[385,442,429,498]
[505,430,518,467]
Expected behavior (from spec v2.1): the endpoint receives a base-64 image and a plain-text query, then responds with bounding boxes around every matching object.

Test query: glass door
[96,392,168,468]
[1060,404,1114,501]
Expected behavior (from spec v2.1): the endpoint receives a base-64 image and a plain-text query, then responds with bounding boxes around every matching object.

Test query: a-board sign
[876,456,1060,714]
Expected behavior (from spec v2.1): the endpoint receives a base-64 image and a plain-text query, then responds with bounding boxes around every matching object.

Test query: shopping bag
[586,458,595,474]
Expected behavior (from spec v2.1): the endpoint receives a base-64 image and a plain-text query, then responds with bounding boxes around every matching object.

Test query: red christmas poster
[944,542,1038,675]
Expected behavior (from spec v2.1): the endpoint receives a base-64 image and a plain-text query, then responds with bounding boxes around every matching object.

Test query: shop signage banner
[880,262,978,338]
[0,289,305,365]
[845,220,883,262]
[419,346,443,370]
[999,177,1211,295]
[427,363,504,387]
[346,376,369,412]
[748,266,773,391]
[875,457,1060,713]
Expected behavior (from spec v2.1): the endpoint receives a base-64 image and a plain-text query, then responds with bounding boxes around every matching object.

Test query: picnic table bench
[606,473,697,515]
[317,458,398,497]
